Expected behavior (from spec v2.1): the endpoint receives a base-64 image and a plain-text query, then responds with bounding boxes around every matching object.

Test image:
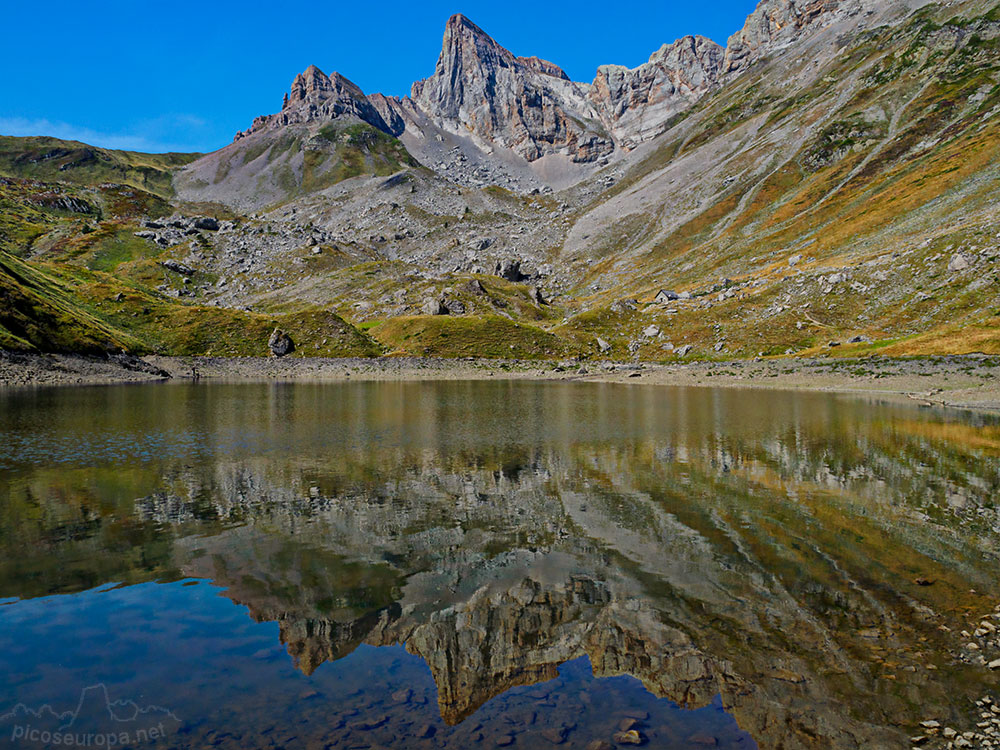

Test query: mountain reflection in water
[0,381,998,749]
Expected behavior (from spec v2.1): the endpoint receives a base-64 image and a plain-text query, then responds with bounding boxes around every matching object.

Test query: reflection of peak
[277,603,403,675]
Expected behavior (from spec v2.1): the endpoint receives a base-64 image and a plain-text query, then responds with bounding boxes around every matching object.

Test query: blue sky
[1,0,758,154]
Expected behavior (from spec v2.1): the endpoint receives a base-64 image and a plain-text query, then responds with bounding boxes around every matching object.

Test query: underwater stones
[612,728,645,745]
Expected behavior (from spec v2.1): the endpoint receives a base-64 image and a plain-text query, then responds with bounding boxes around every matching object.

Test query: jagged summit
[235,65,391,141]
[225,0,857,187]
[287,66,367,107]
[590,34,725,148]
[409,14,612,163]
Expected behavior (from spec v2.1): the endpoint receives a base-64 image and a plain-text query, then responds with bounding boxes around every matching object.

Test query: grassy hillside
[0,136,199,198]
[558,0,1000,359]
[0,175,176,257]
[0,249,381,357]
[0,250,142,353]
[371,315,571,358]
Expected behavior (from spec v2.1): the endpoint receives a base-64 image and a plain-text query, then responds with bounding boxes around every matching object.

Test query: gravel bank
[3,351,1000,412]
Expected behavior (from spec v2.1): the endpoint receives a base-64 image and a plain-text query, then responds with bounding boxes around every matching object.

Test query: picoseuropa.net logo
[1,683,182,746]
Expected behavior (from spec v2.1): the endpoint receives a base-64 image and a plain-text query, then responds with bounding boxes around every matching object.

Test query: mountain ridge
[4,0,1000,364]
[226,0,865,187]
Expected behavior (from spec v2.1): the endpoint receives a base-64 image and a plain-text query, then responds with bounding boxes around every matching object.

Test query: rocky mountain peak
[235,65,390,141]
[287,66,367,108]
[229,0,861,178]
[410,14,613,163]
[589,34,725,149]
[411,14,518,113]
[723,0,844,74]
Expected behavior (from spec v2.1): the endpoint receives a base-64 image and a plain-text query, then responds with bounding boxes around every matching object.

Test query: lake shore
[3,351,1000,411]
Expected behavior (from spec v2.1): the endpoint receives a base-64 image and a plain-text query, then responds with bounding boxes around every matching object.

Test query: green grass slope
[0,250,141,353]
[561,0,1000,359]
[0,136,200,198]
[0,249,382,357]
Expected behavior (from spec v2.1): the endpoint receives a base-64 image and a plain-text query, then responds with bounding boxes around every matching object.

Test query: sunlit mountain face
[1,381,998,748]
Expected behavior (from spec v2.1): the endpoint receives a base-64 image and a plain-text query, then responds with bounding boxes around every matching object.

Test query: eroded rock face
[589,36,725,149]
[723,0,844,75]
[410,14,614,164]
[234,66,392,141]
[224,1,852,180]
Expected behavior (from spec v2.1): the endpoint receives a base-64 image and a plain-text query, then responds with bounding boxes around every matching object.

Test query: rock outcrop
[410,14,613,163]
[723,0,845,75]
[234,66,392,141]
[589,35,725,149]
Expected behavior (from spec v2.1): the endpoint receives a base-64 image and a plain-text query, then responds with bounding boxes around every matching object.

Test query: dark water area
[0,380,998,749]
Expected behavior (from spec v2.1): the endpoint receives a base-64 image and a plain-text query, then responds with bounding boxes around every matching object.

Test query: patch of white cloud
[0,114,220,154]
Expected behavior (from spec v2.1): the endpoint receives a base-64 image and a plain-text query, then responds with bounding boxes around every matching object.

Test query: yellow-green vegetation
[0,250,142,353]
[0,136,199,197]
[0,176,175,257]
[558,1,1000,360]
[0,249,381,357]
[308,123,420,190]
[371,315,572,358]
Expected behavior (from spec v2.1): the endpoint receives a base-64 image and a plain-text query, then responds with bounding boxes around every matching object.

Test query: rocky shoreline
[3,351,1000,412]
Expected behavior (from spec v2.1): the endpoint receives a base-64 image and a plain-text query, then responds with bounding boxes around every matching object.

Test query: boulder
[193,216,220,231]
[676,344,693,357]
[443,298,466,314]
[422,297,448,315]
[643,325,660,337]
[495,258,527,282]
[596,337,612,353]
[948,253,971,272]
[268,328,295,356]
[161,259,195,277]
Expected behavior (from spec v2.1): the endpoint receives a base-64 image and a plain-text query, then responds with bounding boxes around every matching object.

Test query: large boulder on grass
[268,328,295,356]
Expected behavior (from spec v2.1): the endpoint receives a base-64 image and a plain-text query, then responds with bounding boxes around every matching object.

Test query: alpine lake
[0,380,998,749]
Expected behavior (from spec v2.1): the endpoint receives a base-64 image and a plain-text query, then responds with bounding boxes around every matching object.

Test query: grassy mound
[371,315,571,359]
